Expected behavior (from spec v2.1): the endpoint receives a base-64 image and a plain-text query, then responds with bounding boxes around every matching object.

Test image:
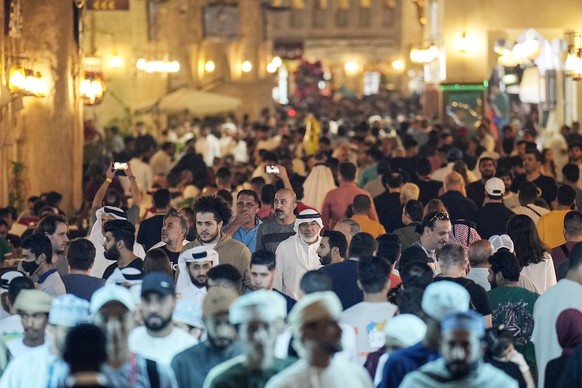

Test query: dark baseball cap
[141,272,175,297]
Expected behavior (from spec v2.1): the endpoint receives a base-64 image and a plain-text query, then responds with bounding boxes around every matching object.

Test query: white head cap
[90,284,136,314]
[384,314,427,347]
[229,290,287,325]
[421,281,470,320]
[489,234,514,253]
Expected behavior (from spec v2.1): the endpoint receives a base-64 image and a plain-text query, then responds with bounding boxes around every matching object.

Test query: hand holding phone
[265,165,280,175]
[113,162,128,171]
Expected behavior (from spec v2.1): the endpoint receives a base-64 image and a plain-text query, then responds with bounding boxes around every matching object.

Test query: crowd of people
[0,93,581,387]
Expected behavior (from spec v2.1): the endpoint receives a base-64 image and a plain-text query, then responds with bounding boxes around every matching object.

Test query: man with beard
[101,219,143,280]
[0,294,91,387]
[400,311,518,387]
[34,215,69,277]
[171,286,242,388]
[176,246,219,306]
[316,230,347,266]
[466,157,497,208]
[411,212,452,272]
[255,188,297,254]
[149,210,190,275]
[203,290,293,387]
[274,209,323,300]
[183,195,252,287]
[378,281,470,388]
[91,284,176,387]
[249,250,296,313]
[129,272,198,365]
[266,291,373,388]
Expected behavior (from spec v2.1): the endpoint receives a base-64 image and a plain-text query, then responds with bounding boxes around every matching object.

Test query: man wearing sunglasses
[411,211,452,271]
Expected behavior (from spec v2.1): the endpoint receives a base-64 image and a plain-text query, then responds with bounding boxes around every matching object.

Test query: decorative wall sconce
[9,65,48,97]
[410,44,439,64]
[110,53,123,68]
[454,32,470,54]
[241,60,253,73]
[80,71,106,105]
[565,32,582,81]
[204,60,215,73]
[136,58,180,73]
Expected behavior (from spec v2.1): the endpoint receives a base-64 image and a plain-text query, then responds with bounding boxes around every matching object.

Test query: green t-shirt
[488,285,539,373]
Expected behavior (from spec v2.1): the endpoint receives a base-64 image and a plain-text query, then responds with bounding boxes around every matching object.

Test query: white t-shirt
[532,279,582,387]
[520,254,557,295]
[128,325,198,366]
[6,337,45,359]
[265,358,373,388]
[340,302,398,364]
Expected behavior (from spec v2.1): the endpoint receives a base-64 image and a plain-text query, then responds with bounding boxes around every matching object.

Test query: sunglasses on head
[427,211,450,224]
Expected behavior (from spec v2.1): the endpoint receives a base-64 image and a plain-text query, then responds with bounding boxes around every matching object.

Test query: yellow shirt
[536,210,569,249]
[351,214,387,239]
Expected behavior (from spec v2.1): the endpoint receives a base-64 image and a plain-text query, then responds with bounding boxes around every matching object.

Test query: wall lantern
[81,71,106,105]
[565,32,582,81]
[241,60,253,73]
[9,65,48,97]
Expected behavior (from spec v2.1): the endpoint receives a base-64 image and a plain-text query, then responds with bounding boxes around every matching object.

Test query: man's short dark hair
[21,233,54,264]
[193,195,233,224]
[35,214,68,236]
[300,270,332,294]
[518,182,539,203]
[237,189,260,204]
[352,195,371,213]
[416,158,433,177]
[67,238,96,271]
[383,172,403,189]
[215,167,232,182]
[207,264,242,290]
[489,250,521,282]
[251,250,276,271]
[103,219,135,251]
[569,141,582,152]
[557,185,576,207]
[562,164,580,183]
[153,189,172,209]
[397,286,424,316]
[404,200,424,222]
[400,262,433,289]
[479,157,496,167]
[525,148,542,162]
[339,162,356,182]
[348,232,377,258]
[322,230,347,259]
[7,276,34,306]
[376,234,401,264]
[564,211,582,237]
[358,256,391,294]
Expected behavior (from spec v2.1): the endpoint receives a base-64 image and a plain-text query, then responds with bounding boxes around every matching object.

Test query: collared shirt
[232,218,263,253]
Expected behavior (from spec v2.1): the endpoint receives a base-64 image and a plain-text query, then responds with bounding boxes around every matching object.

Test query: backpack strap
[524,205,542,218]
[146,359,160,388]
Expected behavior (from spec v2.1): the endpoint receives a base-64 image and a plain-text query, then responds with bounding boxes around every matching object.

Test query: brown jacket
[182,232,252,287]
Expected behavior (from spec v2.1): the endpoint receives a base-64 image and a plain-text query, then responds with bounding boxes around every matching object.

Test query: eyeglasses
[427,211,449,225]
[237,202,257,209]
